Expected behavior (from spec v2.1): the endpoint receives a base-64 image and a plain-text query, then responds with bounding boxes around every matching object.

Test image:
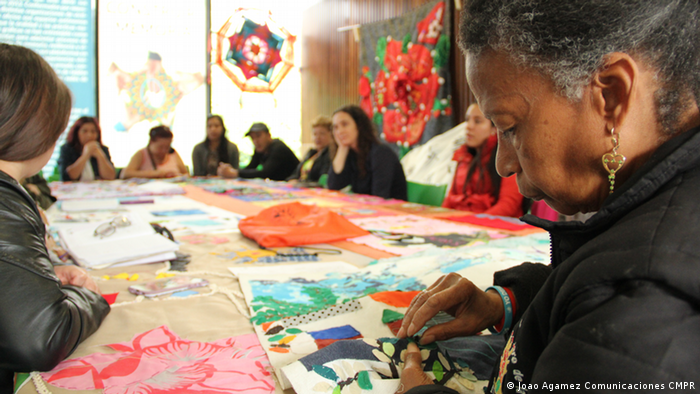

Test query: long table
[16,179,544,394]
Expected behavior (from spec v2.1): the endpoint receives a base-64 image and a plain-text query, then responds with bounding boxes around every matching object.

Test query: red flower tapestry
[359,1,454,148]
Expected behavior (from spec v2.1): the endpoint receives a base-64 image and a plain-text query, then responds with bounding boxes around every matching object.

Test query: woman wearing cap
[0,44,109,390]
[121,125,188,179]
[328,105,407,200]
[57,116,116,181]
[191,114,239,177]
[396,0,700,393]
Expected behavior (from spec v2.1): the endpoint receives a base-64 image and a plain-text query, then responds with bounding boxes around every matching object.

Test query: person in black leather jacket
[395,1,700,393]
[0,44,110,391]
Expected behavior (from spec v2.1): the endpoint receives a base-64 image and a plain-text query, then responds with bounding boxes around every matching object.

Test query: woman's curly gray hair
[460,0,700,134]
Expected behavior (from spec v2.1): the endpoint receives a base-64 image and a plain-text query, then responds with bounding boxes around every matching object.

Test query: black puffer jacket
[410,126,700,394]
[0,170,110,392]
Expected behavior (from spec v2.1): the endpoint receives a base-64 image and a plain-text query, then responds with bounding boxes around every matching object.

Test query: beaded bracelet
[485,285,513,335]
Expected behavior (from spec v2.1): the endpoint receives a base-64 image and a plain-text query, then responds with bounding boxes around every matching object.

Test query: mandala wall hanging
[213,9,296,95]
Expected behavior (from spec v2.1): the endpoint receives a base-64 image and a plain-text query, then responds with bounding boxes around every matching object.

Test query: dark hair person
[121,125,188,179]
[57,116,116,181]
[219,122,300,180]
[327,105,407,200]
[442,103,523,217]
[396,1,700,393]
[191,115,239,176]
[0,44,109,390]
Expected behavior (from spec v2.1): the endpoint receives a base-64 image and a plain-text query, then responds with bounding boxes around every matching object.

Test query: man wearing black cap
[218,122,299,181]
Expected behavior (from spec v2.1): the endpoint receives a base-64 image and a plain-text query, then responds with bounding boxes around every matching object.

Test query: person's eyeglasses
[94,215,131,238]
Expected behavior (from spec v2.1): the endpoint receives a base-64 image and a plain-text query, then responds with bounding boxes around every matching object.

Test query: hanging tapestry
[359,0,454,148]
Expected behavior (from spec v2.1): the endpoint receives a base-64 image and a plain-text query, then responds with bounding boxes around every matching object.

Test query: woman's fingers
[398,273,469,338]
[395,342,434,394]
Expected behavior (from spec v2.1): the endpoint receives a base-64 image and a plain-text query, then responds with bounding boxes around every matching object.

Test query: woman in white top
[121,125,188,179]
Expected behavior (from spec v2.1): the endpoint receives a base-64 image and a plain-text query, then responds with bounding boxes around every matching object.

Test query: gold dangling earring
[601,127,626,193]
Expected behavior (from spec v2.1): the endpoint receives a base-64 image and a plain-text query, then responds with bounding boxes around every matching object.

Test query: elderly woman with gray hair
[395,1,700,393]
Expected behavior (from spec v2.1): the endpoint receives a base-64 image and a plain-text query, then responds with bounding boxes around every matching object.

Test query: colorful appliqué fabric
[40,326,274,394]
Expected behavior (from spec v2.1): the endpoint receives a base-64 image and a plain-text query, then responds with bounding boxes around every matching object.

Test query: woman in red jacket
[442,104,523,217]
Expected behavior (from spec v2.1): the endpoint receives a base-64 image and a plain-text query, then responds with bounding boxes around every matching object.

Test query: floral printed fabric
[40,326,274,394]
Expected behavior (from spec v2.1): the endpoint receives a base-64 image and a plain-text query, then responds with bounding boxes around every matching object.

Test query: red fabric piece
[369,290,421,307]
[101,292,118,305]
[442,214,536,231]
[442,135,524,217]
[238,202,369,247]
[315,335,363,350]
[416,2,445,45]
[387,319,404,336]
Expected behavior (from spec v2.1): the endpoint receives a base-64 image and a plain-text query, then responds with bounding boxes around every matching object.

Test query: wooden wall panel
[301,0,475,145]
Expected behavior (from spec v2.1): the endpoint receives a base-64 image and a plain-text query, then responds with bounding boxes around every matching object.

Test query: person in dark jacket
[287,115,336,183]
[218,122,299,181]
[328,105,407,200]
[191,114,239,176]
[57,116,116,181]
[396,1,700,393]
[0,44,110,391]
[21,172,56,210]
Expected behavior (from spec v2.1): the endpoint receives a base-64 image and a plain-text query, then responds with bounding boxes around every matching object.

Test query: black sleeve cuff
[493,262,552,325]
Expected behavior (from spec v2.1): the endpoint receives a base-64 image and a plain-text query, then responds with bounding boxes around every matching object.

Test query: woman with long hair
[327,105,407,200]
[0,44,109,390]
[191,115,239,176]
[121,125,188,179]
[57,116,116,181]
[442,104,523,217]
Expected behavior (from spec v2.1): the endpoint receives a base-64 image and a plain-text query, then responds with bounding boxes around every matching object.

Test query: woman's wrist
[485,286,516,334]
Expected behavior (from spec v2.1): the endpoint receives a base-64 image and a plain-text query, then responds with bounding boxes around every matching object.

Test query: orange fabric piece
[261,322,274,332]
[369,290,421,307]
[238,202,370,248]
[268,347,290,354]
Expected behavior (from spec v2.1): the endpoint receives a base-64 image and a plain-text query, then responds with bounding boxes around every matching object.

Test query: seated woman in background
[57,116,116,181]
[328,105,407,200]
[0,43,109,390]
[442,104,524,217]
[287,115,336,183]
[121,125,188,179]
[191,114,239,176]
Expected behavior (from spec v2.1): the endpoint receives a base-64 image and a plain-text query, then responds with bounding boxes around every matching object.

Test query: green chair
[406,181,447,207]
[318,173,328,188]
